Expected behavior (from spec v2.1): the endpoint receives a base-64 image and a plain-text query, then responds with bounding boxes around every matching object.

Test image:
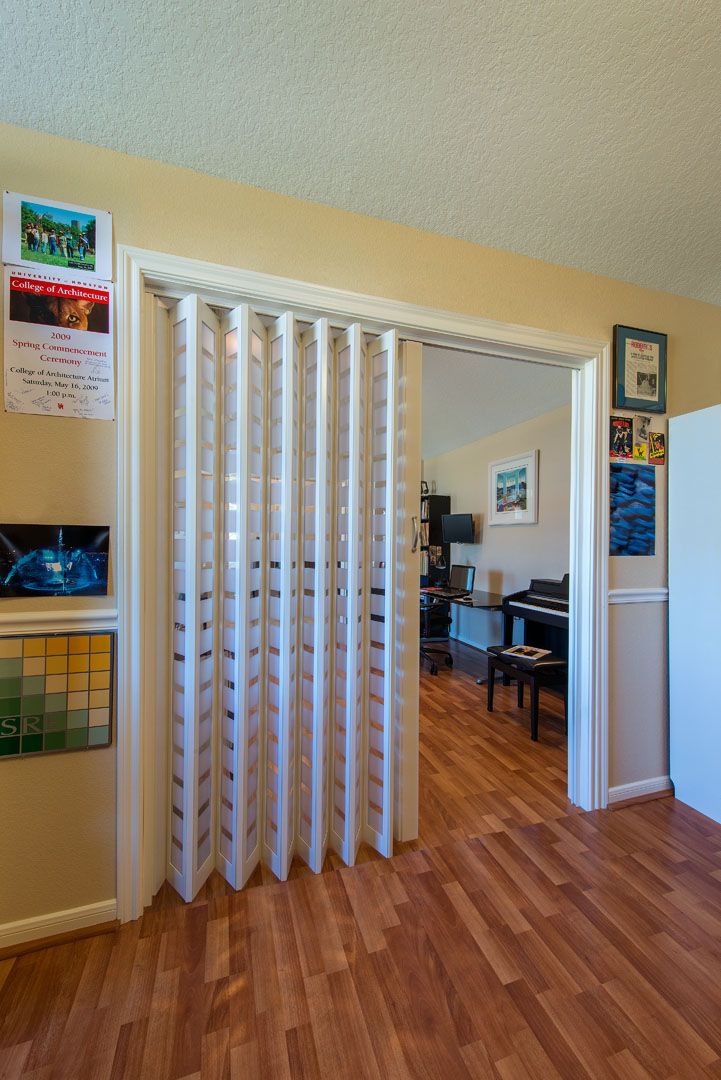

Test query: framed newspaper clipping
[613,324,667,413]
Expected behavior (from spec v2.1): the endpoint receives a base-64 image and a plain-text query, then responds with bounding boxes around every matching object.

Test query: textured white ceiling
[422,346,571,459]
[2,1,720,305]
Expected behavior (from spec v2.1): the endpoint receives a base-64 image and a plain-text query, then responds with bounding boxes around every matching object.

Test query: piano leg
[487,661,495,712]
[502,614,514,686]
[530,682,539,742]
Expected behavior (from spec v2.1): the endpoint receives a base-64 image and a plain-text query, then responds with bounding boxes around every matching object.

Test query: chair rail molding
[116,244,610,922]
[0,609,118,635]
[608,587,669,604]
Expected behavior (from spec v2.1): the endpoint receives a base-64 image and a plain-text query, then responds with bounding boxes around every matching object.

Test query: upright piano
[502,574,570,658]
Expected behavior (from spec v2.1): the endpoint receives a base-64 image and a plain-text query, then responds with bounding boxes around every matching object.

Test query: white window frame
[116,245,609,923]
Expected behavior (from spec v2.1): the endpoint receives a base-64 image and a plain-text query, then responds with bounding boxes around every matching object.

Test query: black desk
[421,588,503,611]
[420,588,504,683]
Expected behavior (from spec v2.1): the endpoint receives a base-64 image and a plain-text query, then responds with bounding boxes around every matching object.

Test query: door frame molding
[116,244,609,922]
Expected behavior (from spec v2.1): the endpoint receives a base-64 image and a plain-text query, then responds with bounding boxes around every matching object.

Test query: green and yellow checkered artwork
[0,632,114,758]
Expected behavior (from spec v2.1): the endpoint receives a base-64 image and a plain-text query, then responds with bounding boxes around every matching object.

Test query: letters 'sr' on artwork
[0,632,114,759]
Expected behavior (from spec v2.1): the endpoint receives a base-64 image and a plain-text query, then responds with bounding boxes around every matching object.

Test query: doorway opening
[116,246,608,922]
[417,345,574,845]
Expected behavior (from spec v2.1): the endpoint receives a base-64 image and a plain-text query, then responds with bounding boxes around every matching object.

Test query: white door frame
[116,244,609,923]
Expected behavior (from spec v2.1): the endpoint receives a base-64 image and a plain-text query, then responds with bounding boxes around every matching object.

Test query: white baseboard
[608,775,673,805]
[0,898,117,950]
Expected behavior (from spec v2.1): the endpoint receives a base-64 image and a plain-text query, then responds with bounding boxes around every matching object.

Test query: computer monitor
[448,564,475,592]
[441,513,475,543]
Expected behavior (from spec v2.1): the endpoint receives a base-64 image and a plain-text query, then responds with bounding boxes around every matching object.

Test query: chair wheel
[444,655,453,667]
[430,663,438,676]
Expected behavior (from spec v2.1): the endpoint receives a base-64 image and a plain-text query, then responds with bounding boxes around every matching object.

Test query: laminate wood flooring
[417,640,573,847]
[3,646,720,1078]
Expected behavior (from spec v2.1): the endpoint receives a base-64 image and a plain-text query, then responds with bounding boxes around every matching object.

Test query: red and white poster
[3,266,114,420]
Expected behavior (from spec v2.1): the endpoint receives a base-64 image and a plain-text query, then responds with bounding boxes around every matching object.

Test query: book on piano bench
[501,645,551,665]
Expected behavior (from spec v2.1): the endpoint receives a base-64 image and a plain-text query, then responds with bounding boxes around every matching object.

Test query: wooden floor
[417,641,573,848]
[3,645,721,1078]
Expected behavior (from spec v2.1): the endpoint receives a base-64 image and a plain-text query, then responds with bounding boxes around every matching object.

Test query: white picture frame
[488,449,538,526]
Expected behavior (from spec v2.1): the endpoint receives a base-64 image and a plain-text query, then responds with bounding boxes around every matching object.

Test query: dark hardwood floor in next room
[5,646,721,1077]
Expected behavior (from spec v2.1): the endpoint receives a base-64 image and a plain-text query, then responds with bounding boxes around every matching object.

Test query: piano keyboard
[502,575,570,657]
[509,601,569,618]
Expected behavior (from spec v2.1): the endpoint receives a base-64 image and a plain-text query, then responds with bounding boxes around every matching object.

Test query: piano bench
[484,646,568,742]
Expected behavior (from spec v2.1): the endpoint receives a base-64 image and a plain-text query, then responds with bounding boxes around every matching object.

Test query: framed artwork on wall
[613,324,667,413]
[0,524,109,597]
[0,631,114,759]
[488,450,538,526]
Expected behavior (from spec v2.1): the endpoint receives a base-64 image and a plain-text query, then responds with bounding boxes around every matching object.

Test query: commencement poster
[3,266,114,420]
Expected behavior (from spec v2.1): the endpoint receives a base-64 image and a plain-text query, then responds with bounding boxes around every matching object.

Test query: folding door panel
[297,320,334,872]
[265,313,301,880]
[394,340,422,840]
[331,325,367,865]
[364,331,398,855]
[219,305,267,889]
[168,295,220,902]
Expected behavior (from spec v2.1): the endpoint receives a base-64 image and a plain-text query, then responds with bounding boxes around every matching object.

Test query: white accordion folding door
[169,296,404,900]
[169,296,220,902]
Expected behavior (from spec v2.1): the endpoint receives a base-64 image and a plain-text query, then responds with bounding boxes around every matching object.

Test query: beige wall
[609,601,669,788]
[423,405,571,652]
[423,405,572,598]
[1,122,720,924]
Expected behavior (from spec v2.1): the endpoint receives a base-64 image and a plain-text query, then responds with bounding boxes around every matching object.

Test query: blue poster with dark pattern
[610,463,655,556]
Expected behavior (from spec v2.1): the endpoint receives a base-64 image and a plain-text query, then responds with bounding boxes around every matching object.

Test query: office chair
[420,594,454,676]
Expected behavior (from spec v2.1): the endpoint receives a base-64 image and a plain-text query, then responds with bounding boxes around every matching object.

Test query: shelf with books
[419,490,450,586]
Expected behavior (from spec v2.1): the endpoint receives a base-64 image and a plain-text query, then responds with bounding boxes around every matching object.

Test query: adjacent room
[417,346,572,842]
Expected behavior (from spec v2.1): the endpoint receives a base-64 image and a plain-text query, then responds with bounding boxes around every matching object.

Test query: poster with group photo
[2,191,112,284]
[3,266,114,420]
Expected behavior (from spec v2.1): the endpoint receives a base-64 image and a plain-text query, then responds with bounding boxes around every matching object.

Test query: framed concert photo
[613,324,667,413]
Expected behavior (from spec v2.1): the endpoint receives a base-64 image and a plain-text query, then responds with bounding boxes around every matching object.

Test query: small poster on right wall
[649,431,666,465]
[609,415,633,459]
[609,462,656,556]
